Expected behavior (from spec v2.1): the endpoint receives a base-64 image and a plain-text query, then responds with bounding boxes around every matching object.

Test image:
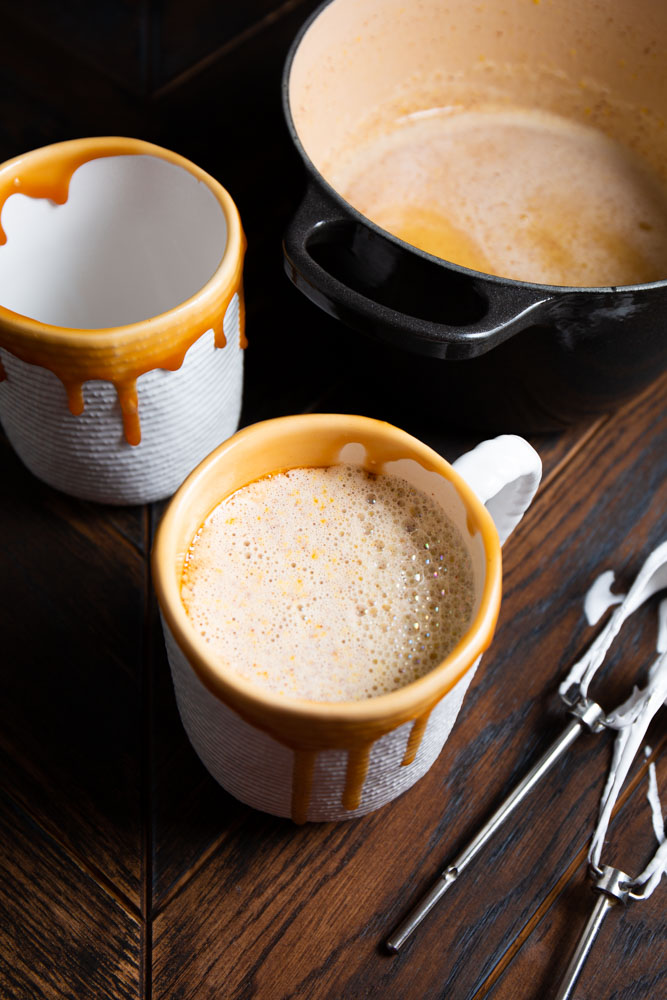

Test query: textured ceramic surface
[0,295,243,505]
[164,619,479,821]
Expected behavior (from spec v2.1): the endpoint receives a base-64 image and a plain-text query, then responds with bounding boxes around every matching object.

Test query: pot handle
[283,184,554,358]
[453,435,542,545]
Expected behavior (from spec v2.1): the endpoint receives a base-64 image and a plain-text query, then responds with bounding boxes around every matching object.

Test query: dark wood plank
[98,503,147,556]
[0,789,141,1000]
[0,436,146,907]
[1,0,147,94]
[1,431,147,554]
[489,745,667,1000]
[150,592,236,907]
[151,376,666,998]
[152,0,304,89]
[0,7,146,167]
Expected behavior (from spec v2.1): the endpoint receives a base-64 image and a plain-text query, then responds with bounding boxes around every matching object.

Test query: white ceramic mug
[152,414,541,822]
[0,137,246,505]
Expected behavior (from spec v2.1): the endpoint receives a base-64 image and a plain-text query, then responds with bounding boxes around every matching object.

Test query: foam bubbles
[181,465,474,702]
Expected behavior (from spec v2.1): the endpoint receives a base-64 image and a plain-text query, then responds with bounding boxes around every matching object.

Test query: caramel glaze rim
[152,414,503,755]
[0,136,245,387]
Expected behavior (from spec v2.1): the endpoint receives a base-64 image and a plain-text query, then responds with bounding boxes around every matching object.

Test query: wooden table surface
[1,255,666,1000]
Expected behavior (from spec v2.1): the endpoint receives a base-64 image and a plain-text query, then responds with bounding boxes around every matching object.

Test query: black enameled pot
[281,0,667,431]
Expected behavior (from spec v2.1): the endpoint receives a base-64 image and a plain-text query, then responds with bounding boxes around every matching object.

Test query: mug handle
[283,184,554,359]
[452,435,542,545]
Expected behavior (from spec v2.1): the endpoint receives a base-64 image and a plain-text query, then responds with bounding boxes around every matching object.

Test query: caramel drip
[167,418,502,823]
[175,444,500,823]
[291,748,317,825]
[401,708,432,766]
[0,156,88,245]
[342,744,372,811]
[64,381,85,417]
[0,144,154,245]
[238,286,248,350]
[0,139,246,446]
[214,323,227,350]
[117,379,141,446]
[30,279,243,446]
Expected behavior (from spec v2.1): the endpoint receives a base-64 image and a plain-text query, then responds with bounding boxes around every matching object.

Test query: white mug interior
[0,154,228,328]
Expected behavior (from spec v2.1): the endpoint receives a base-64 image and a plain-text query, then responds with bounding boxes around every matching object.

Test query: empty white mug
[0,137,246,504]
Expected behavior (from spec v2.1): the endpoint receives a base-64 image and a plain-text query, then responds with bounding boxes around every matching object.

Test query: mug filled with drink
[152,413,541,822]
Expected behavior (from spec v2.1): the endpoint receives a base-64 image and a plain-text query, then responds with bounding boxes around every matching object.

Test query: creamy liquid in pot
[331,106,667,286]
[181,464,474,703]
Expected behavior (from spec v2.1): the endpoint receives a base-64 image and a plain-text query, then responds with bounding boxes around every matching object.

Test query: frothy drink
[181,464,475,702]
[331,107,667,288]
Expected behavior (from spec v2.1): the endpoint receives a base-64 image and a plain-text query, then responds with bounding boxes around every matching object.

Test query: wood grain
[0,789,141,1000]
[0,7,146,160]
[0,3,665,998]
[0,437,146,907]
[151,377,666,999]
[0,0,147,94]
[489,746,667,1000]
[153,0,308,89]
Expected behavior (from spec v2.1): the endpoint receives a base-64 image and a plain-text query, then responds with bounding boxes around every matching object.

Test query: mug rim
[152,413,503,740]
[281,0,667,295]
[0,136,245,347]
